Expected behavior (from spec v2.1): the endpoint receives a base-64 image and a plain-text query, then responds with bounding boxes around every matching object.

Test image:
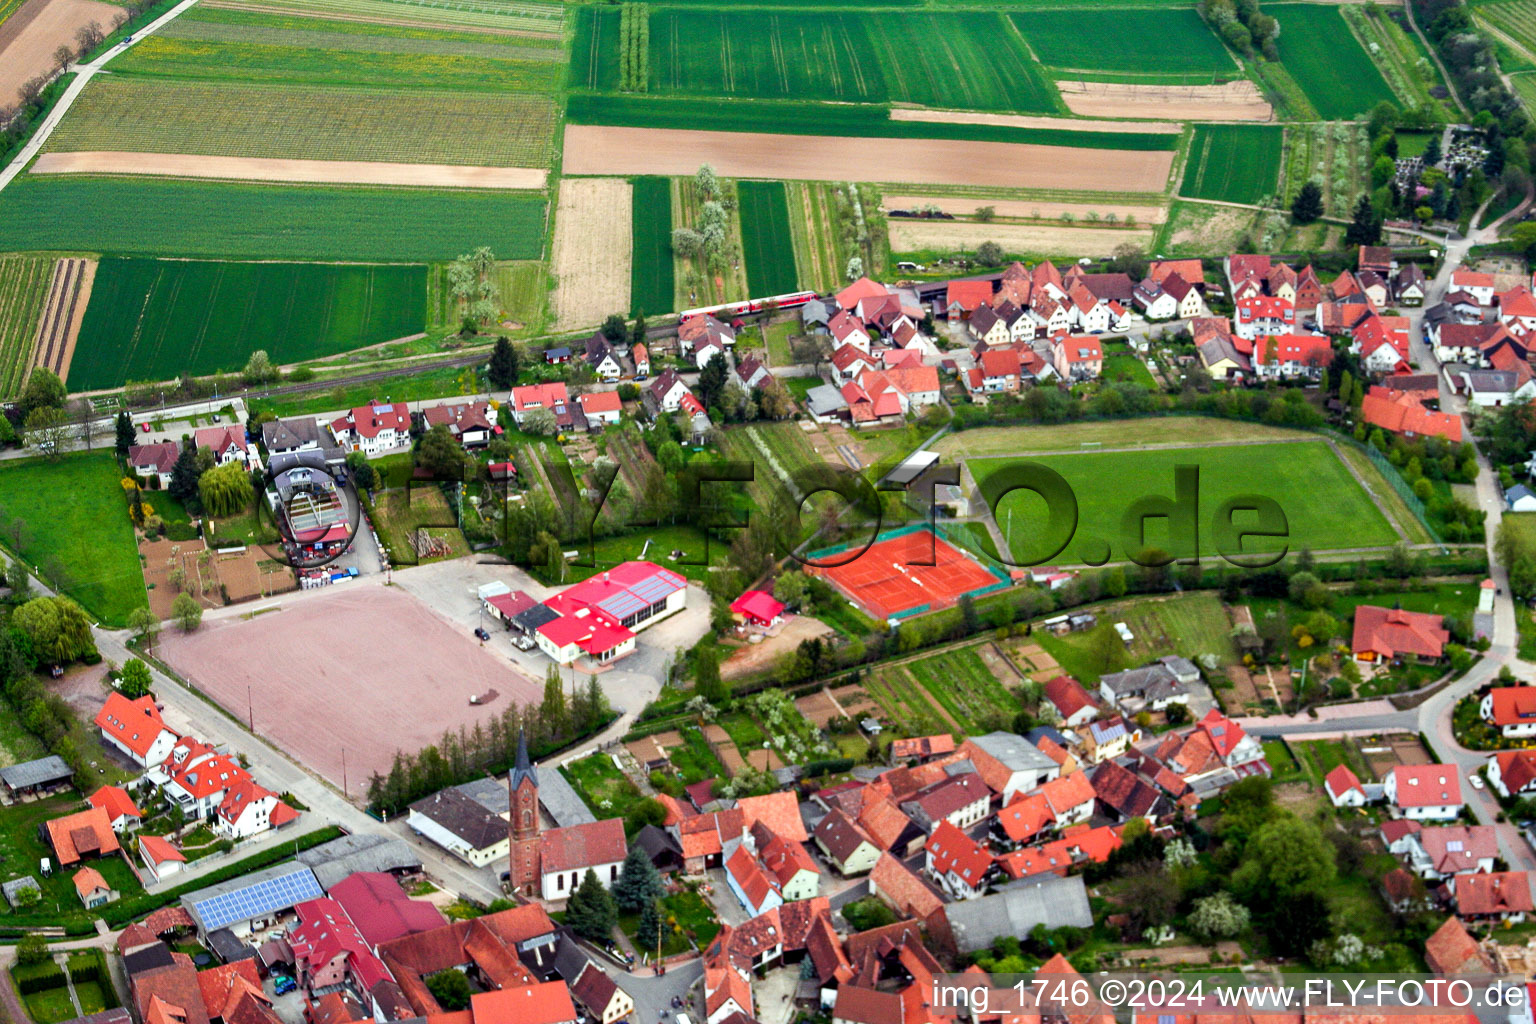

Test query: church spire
[511,729,538,793]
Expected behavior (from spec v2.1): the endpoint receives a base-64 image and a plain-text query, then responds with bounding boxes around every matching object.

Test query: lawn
[370,485,468,565]
[1100,350,1157,388]
[764,320,797,366]
[738,181,798,299]
[1395,131,1436,159]
[934,416,1310,458]
[565,524,719,584]
[561,752,645,824]
[903,646,1019,732]
[1032,592,1237,681]
[1013,8,1236,77]
[256,364,474,419]
[71,259,425,391]
[0,451,147,625]
[25,988,78,1024]
[976,441,1397,563]
[619,885,717,956]
[667,728,725,785]
[1269,4,1398,120]
[630,176,676,318]
[0,177,546,261]
[1180,124,1283,204]
[0,255,54,400]
[50,76,557,167]
[566,94,1179,152]
[0,794,144,929]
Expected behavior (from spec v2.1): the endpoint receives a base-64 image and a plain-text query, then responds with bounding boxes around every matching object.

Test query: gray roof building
[181,862,323,935]
[967,732,1058,776]
[262,417,342,461]
[1098,657,1197,708]
[2,876,40,908]
[944,874,1093,953]
[541,767,597,828]
[408,788,505,854]
[455,777,510,817]
[297,832,422,891]
[0,755,72,793]
[805,384,848,418]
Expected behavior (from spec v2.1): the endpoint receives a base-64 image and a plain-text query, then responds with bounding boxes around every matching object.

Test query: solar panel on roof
[599,593,645,617]
[630,576,673,601]
[190,867,322,931]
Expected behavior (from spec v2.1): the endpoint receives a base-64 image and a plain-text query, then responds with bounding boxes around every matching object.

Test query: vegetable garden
[902,647,1020,734]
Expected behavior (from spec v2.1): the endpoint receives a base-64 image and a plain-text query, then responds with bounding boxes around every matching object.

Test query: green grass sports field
[0,256,53,401]
[566,95,1179,151]
[71,259,426,390]
[1013,8,1236,76]
[973,441,1397,563]
[630,176,675,318]
[1180,124,1283,204]
[0,178,546,261]
[46,77,557,167]
[0,452,147,626]
[738,182,798,299]
[1270,4,1397,119]
[575,8,1058,113]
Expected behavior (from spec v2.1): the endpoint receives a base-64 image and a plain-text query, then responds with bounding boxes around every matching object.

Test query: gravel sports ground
[160,583,543,787]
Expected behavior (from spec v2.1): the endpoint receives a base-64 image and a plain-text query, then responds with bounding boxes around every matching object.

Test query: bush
[803,757,855,778]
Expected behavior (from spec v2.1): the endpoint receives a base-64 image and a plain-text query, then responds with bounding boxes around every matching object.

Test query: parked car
[1469,773,1485,790]
[273,976,297,996]
[474,627,491,641]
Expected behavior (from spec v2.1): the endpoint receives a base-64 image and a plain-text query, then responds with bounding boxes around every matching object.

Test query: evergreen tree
[630,313,647,349]
[566,868,618,942]
[1290,181,1324,224]
[1344,195,1381,247]
[115,410,134,460]
[698,352,728,410]
[488,336,521,388]
[613,845,663,913]
[636,895,665,951]
[540,665,569,743]
[168,437,201,506]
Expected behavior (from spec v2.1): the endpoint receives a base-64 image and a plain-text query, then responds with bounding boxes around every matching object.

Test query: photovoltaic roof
[183,863,322,932]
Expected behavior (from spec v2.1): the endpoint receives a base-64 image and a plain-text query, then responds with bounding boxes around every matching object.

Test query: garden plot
[903,646,1021,733]
[884,194,1166,226]
[28,258,94,385]
[888,108,1181,134]
[551,178,632,331]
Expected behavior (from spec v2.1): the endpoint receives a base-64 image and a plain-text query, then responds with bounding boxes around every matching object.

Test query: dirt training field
[563,125,1174,193]
[30,152,548,188]
[889,107,1181,134]
[159,582,542,788]
[1057,80,1274,122]
[29,257,94,383]
[0,0,117,105]
[884,195,1166,225]
[888,219,1155,256]
[552,178,631,331]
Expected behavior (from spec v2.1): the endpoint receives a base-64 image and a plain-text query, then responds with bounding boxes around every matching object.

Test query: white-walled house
[1481,687,1536,737]
[94,694,177,769]
[1384,765,1464,820]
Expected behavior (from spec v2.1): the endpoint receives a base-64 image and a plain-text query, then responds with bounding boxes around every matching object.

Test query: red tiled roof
[90,785,142,823]
[730,590,784,623]
[759,830,818,887]
[541,818,626,875]
[836,277,889,312]
[470,983,576,1024]
[578,391,622,415]
[329,871,447,947]
[46,808,119,865]
[725,845,779,909]
[737,791,809,842]
[1424,916,1493,974]
[1485,687,1536,726]
[1324,764,1364,800]
[926,821,991,887]
[1495,750,1536,794]
[869,852,942,919]
[1042,676,1094,720]
[1353,605,1450,660]
[1452,269,1495,289]
[73,865,109,899]
[1390,764,1462,809]
[946,280,993,312]
[888,734,956,761]
[1360,387,1463,442]
[139,834,186,866]
[96,693,173,759]
[1456,871,1534,915]
[1038,771,1094,817]
[511,382,571,414]
[290,897,392,993]
[196,961,264,1024]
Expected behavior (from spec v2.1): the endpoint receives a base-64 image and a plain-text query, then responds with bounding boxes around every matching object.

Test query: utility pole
[342,747,348,799]
[247,685,253,731]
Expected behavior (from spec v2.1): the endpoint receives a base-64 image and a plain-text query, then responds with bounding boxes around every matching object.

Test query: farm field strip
[1281,122,1367,219]
[1011,7,1237,76]
[160,8,563,59]
[1475,0,1536,66]
[888,220,1154,257]
[1055,79,1273,121]
[904,647,1019,733]
[671,176,750,310]
[972,441,1398,561]
[888,108,1180,134]
[884,194,1165,225]
[564,126,1175,193]
[205,0,563,35]
[737,181,798,298]
[0,177,547,261]
[30,258,94,382]
[629,176,674,317]
[1269,3,1397,120]
[72,259,425,390]
[1180,123,1283,204]
[111,33,561,91]
[1339,4,1447,110]
[550,179,632,331]
[0,256,53,400]
[862,668,946,736]
[46,78,559,166]
[32,152,548,189]
[786,182,841,293]
[1515,71,1536,114]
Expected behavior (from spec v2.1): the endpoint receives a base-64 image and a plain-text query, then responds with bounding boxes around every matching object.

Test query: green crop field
[1270,4,1397,119]
[0,178,545,261]
[1180,124,1283,204]
[0,0,27,28]
[160,6,564,57]
[576,8,1059,113]
[71,259,425,390]
[0,452,147,626]
[630,176,675,317]
[1013,8,1236,76]
[189,0,565,36]
[111,33,560,92]
[47,78,557,167]
[973,441,1398,562]
[1476,1,1536,65]
[904,647,1019,733]
[567,95,1179,151]
[737,181,797,299]
[0,256,53,400]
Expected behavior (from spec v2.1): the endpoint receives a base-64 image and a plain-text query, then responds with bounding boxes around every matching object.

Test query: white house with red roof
[1234,294,1296,341]
[679,314,735,361]
[138,834,186,883]
[214,778,298,840]
[577,390,622,427]
[1384,764,1464,820]
[724,844,783,917]
[128,442,180,490]
[1252,332,1332,379]
[510,383,572,427]
[331,402,410,456]
[1489,749,1536,798]
[153,737,250,818]
[1352,605,1449,663]
[1133,277,1178,320]
[1051,335,1102,381]
[924,820,992,900]
[539,818,628,901]
[1499,287,1536,338]
[1041,676,1098,728]
[647,370,692,414]
[828,310,872,352]
[1324,765,1368,808]
[1450,269,1496,305]
[88,785,142,832]
[534,561,687,666]
[95,693,178,769]
[1352,314,1411,375]
[830,344,878,387]
[422,400,498,447]
[194,425,261,471]
[1480,687,1536,738]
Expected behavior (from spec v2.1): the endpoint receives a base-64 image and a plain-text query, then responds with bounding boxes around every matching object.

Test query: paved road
[0,0,200,193]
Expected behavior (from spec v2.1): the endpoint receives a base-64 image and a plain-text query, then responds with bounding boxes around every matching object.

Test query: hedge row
[16,967,65,994]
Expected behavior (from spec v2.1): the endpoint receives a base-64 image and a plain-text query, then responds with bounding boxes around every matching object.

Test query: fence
[1323,429,1444,546]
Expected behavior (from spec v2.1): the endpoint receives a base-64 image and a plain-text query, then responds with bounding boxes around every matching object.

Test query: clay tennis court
[30,152,548,188]
[159,583,541,790]
[563,125,1174,193]
[806,528,1007,621]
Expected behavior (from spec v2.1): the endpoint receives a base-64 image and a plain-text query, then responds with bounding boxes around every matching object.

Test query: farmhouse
[1352,605,1449,663]
[945,280,993,318]
[331,402,411,456]
[959,732,1060,805]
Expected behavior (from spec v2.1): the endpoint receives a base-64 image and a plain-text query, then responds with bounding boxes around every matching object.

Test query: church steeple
[511,729,539,793]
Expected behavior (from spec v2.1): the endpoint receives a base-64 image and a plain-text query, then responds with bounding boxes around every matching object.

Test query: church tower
[508,730,541,896]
